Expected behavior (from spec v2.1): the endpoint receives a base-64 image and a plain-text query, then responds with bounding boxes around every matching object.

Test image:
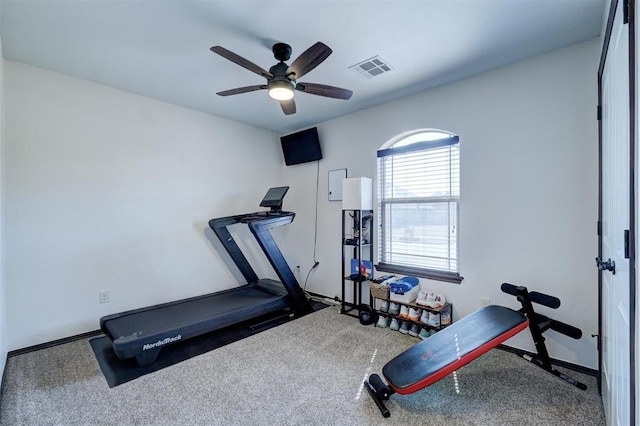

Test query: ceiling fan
[210,42,353,115]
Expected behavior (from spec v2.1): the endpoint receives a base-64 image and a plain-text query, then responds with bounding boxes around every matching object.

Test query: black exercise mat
[91,302,327,387]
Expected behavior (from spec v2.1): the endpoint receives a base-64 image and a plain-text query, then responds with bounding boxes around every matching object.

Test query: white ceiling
[0,0,606,134]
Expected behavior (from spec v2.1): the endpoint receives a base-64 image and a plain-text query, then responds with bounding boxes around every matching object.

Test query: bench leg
[365,374,394,417]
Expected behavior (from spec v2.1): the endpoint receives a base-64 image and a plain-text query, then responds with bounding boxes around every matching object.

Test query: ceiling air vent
[349,56,393,79]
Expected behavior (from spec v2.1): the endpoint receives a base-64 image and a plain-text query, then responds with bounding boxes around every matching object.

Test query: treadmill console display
[259,186,290,211]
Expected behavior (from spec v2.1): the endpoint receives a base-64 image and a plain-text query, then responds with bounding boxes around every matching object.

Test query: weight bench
[365,283,586,417]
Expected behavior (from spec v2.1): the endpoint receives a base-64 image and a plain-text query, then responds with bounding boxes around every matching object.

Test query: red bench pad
[382,305,529,395]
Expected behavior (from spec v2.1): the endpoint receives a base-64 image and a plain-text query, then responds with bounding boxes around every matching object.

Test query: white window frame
[376,129,462,283]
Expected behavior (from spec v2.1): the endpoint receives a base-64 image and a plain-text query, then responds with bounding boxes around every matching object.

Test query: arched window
[376,129,462,283]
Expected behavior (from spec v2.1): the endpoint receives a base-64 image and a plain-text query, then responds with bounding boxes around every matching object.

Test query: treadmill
[99,186,313,366]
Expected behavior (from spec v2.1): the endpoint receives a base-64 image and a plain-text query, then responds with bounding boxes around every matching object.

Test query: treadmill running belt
[101,283,288,364]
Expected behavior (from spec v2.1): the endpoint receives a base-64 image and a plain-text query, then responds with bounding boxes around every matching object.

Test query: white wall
[283,38,600,368]
[631,0,640,418]
[4,61,284,350]
[0,25,7,376]
[3,38,601,369]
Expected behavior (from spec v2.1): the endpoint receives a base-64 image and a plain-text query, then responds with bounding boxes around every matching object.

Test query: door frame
[597,0,636,423]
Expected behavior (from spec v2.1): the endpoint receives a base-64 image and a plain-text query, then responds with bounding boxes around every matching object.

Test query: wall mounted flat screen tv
[280,127,322,166]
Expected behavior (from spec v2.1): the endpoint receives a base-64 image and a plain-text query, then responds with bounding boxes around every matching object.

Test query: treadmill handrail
[208,210,313,314]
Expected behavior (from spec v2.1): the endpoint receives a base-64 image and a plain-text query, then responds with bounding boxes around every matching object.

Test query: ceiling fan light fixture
[212,42,352,115]
[268,80,294,101]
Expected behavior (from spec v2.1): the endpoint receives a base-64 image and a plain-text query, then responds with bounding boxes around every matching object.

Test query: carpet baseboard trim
[0,353,8,416]
[7,330,103,358]
[306,291,340,303]
[497,344,598,377]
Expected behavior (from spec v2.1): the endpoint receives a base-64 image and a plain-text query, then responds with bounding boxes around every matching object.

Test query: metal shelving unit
[341,209,374,317]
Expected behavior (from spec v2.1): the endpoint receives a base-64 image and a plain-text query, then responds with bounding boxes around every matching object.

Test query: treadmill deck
[100,280,288,361]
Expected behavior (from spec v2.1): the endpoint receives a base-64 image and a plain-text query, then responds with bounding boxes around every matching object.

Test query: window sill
[375,263,463,284]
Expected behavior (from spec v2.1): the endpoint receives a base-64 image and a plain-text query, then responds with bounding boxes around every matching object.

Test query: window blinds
[377,135,460,275]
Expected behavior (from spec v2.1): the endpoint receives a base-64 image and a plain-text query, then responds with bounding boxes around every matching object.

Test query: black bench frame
[365,283,586,417]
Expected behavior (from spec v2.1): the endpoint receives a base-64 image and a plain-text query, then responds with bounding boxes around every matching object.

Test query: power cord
[312,159,320,264]
[303,261,320,292]
[302,160,321,294]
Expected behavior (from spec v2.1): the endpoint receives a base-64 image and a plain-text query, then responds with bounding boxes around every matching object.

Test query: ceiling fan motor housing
[272,42,292,62]
[269,62,290,77]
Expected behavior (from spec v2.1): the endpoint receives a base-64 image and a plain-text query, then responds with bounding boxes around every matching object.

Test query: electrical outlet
[481,297,490,307]
[99,290,110,304]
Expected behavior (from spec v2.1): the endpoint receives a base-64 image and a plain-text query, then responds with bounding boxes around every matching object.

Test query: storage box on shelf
[389,285,420,305]
[369,282,390,301]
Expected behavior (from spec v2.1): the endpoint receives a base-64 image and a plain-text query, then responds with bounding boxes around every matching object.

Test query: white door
[600,2,631,425]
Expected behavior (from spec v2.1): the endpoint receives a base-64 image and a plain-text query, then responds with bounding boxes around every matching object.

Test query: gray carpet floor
[0,306,605,425]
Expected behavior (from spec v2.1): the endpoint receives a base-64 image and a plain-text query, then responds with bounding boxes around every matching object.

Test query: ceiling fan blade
[286,42,332,80]
[280,98,296,115]
[216,85,267,96]
[295,82,353,100]
[210,46,273,78]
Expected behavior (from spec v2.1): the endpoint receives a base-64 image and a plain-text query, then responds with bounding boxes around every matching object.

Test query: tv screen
[280,127,322,166]
[259,186,290,210]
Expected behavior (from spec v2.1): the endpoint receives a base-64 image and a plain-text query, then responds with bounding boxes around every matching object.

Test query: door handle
[595,257,616,274]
